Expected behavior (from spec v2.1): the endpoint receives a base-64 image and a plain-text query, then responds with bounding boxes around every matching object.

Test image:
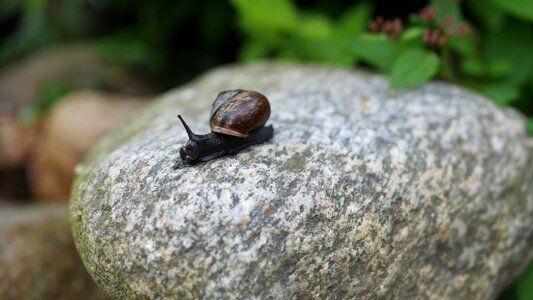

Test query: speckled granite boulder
[70,62,533,299]
[0,204,107,300]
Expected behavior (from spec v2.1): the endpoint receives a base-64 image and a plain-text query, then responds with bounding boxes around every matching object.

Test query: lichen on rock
[70,62,533,299]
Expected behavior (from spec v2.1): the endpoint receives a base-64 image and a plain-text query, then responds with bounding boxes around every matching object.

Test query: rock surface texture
[70,62,533,299]
[0,204,107,300]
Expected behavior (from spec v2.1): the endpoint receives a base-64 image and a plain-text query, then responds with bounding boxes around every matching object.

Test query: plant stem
[440,45,456,82]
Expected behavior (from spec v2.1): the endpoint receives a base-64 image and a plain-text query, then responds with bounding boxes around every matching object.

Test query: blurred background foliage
[0,0,532,298]
[0,0,532,129]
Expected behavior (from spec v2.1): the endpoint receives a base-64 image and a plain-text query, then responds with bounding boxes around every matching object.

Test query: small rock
[0,43,156,110]
[0,112,39,199]
[70,62,533,299]
[0,43,158,200]
[30,90,144,200]
[0,203,108,300]
[0,113,40,168]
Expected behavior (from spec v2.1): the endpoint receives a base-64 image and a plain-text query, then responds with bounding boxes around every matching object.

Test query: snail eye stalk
[177,115,198,140]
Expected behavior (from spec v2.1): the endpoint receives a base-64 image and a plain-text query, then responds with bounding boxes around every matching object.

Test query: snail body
[178,89,274,164]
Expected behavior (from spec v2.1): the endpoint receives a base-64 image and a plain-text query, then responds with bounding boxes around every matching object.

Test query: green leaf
[94,33,158,68]
[482,19,533,84]
[461,59,485,77]
[448,34,477,60]
[24,0,46,11]
[461,57,512,78]
[287,37,356,66]
[398,27,425,48]
[515,261,533,299]
[238,40,270,62]
[345,33,400,72]
[295,14,333,39]
[430,0,463,22]
[466,0,507,31]
[489,0,533,21]
[336,2,373,37]
[230,0,299,32]
[527,118,533,135]
[239,26,283,47]
[478,83,521,105]
[485,60,513,77]
[389,49,440,88]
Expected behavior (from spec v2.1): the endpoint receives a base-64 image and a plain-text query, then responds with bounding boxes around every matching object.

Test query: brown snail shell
[210,89,271,138]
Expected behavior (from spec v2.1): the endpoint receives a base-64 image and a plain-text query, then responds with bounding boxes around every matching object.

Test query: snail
[177,89,274,164]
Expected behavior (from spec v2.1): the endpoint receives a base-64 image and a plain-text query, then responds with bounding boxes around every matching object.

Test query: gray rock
[0,204,108,300]
[70,62,533,299]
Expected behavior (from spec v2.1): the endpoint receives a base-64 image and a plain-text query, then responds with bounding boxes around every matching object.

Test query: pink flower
[392,18,403,32]
[430,30,440,43]
[438,35,446,45]
[423,28,432,43]
[419,6,437,22]
[368,20,379,32]
[423,28,447,46]
[368,16,403,40]
[456,22,471,37]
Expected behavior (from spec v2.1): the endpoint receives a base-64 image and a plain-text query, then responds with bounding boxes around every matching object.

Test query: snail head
[177,115,200,163]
